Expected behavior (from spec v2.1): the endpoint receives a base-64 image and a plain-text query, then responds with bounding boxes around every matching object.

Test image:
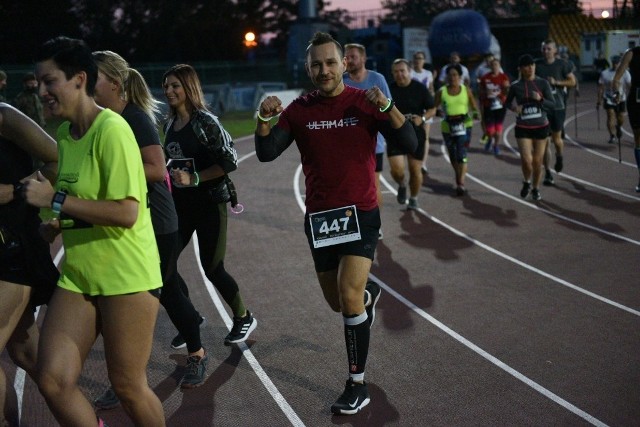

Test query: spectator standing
[12,72,46,128]
[343,42,390,237]
[389,58,436,210]
[27,36,164,426]
[410,51,435,174]
[535,39,577,186]
[612,46,640,192]
[255,32,417,415]
[598,55,631,144]
[0,71,7,102]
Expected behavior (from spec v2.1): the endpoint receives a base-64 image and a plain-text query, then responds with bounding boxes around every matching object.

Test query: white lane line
[564,110,635,167]
[367,272,609,427]
[294,163,611,425]
[381,174,640,317]
[192,235,305,427]
[193,145,305,426]
[502,123,640,201]
[17,143,304,427]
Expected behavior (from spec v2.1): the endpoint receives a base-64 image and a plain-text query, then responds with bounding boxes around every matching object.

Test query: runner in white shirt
[597,55,631,144]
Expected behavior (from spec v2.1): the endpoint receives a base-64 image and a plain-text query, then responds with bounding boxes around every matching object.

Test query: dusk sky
[326,0,613,14]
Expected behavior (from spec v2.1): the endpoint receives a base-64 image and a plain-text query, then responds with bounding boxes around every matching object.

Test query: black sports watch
[51,191,67,216]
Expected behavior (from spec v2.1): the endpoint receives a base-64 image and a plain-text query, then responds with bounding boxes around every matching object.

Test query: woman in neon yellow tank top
[434,64,479,196]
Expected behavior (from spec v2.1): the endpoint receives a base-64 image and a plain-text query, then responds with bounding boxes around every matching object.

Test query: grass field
[219,110,257,139]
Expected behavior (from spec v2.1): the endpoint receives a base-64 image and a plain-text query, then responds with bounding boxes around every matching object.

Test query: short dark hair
[392,58,411,69]
[35,36,97,96]
[22,72,37,82]
[306,32,343,58]
[446,63,463,76]
[344,43,366,56]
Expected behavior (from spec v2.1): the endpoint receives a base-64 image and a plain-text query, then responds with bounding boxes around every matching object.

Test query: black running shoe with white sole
[171,316,206,349]
[224,311,257,345]
[396,185,407,204]
[531,188,542,201]
[364,281,381,328]
[331,379,370,415]
[543,170,555,186]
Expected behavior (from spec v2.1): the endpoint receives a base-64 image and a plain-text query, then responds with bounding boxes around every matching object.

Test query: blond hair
[93,50,161,125]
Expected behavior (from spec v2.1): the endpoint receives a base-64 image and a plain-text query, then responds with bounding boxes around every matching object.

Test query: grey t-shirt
[534,58,574,110]
[122,103,179,235]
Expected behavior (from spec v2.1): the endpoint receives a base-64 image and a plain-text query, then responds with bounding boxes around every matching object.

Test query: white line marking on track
[367,272,609,427]
[502,115,640,202]
[294,161,611,425]
[17,144,305,427]
[192,234,306,427]
[380,174,640,317]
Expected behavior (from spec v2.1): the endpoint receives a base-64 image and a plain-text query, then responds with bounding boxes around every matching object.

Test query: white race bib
[521,104,542,120]
[309,205,361,248]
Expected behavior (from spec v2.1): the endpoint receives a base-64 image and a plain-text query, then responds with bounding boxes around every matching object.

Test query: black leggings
[173,189,244,318]
[156,231,203,353]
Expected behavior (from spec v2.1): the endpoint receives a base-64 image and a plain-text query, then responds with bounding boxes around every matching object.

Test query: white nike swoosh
[348,397,359,408]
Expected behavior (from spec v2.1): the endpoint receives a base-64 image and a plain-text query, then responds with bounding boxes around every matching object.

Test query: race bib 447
[309,205,361,248]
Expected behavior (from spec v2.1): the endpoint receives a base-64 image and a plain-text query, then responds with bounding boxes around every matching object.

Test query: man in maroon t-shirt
[255,32,416,416]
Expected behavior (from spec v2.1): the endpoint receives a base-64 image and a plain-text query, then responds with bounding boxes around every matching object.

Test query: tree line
[1,0,634,64]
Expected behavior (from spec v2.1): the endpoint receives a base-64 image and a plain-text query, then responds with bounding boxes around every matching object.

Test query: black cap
[518,54,535,67]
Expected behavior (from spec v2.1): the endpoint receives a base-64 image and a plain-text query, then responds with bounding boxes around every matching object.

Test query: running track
[3,81,639,426]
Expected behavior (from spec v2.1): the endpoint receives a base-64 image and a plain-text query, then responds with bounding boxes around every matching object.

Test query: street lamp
[244,32,257,47]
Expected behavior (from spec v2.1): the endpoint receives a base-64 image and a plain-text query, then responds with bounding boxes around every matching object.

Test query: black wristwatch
[13,182,24,201]
[51,191,67,216]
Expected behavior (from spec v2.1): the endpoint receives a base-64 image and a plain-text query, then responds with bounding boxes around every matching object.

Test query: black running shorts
[304,207,380,273]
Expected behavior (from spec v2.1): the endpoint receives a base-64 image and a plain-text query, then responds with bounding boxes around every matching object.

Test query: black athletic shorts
[547,109,566,133]
[375,152,383,172]
[304,207,380,273]
[515,125,550,140]
[0,220,59,307]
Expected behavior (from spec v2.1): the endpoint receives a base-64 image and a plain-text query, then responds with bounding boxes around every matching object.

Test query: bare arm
[23,171,139,228]
[140,144,167,183]
[0,103,58,205]
[613,49,633,92]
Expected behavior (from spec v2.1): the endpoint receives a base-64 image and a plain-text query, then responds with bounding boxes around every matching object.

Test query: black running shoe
[396,185,407,204]
[364,281,381,328]
[331,379,370,415]
[531,188,542,201]
[180,352,209,389]
[543,170,555,186]
[455,186,467,196]
[224,311,257,345]
[554,155,563,173]
[171,316,206,349]
[520,181,531,198]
